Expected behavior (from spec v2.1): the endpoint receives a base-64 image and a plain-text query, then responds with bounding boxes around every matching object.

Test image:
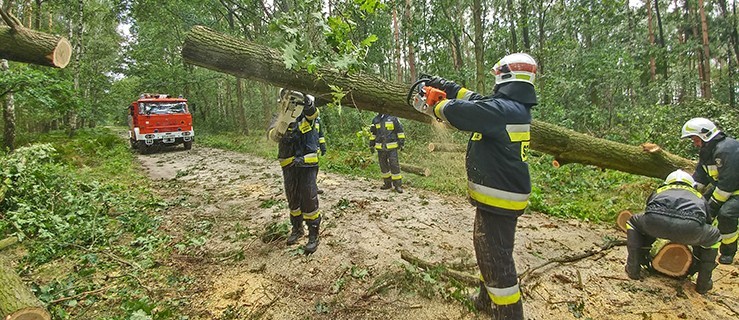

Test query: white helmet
[492,53,538,86]
[664,169,695,187]
[681,117,720,142]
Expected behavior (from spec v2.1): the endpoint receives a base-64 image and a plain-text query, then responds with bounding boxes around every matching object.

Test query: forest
[0,0,738,319]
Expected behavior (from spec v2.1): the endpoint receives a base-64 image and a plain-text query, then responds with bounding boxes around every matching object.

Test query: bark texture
[0,256,50,320]
[182,26,695,179]
[0,26,70,68]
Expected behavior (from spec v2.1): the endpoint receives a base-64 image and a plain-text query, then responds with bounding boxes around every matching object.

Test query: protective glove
[293,156,305,167]
[425,76,448,89]
[706,197,722,222]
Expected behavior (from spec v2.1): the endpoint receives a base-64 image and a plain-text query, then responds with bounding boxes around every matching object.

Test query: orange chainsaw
[407,77,446,119]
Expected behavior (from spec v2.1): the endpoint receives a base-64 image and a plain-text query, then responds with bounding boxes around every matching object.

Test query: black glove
[293,156,305,167]
[425,77,448,89]
[320,147,327,156]
[707,197,721,221]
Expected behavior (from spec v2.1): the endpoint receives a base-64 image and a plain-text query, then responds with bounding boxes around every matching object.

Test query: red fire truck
[128,93,194,153]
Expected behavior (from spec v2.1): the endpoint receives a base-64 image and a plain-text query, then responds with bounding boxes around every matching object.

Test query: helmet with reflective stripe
[681,117,720,142]
[664,169,695,187]
[492,53,538,86]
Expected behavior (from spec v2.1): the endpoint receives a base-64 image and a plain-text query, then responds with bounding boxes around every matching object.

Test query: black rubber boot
[393,179,403,193]
[286,215,304,245]
[304,217,321,254]
[625,229,644,280]
[380,178,392,190]
[694,247,718,294]
[718,241,736,265]
[468,281,494,316]
[494,300,524,320]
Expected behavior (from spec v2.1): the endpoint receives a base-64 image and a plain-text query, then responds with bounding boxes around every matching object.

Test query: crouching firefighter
[412,53,538,319]
[268,89,322,254]
[625,170,720,294]
[369,113,406,193]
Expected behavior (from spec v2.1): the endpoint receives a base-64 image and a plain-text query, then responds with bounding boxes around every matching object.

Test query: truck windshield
[141,102,188,115]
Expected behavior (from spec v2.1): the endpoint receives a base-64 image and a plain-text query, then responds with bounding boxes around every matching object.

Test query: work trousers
[716,197,739,257]
[378,149,401,186]
[628,213,720,248]
[282,165,320,221]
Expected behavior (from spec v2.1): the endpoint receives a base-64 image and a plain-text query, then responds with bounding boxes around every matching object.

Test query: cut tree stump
[400,163,431,177]
[182,25,695,180]
[650,239,692,277]
[0,256,51,320]
[0,9,71,68]
[427,143,465,153]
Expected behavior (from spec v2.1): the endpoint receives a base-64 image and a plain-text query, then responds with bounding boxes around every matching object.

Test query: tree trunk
[400,163,430,177]
[0,256,50,320]
[404,0,416,81]
[506,0,517,52]
[697,0,711,99]
[1,59,15,151]
[428,142,465,153]
[181,26,695,179]
[392,7,401,82]
[472,0,485,92]
[646,0,656,81]
[0,17,71,68]
[653,0,669,103]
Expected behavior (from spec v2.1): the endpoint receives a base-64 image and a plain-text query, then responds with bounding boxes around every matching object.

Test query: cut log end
[616,210,633,232]
[641,143,661,154]
[6,308,51,320]
[652,243,692,277]
[51,37,72,68]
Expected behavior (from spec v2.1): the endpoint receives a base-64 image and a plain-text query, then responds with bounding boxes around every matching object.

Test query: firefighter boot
[286,215,304,245]
[305,218,321,254]
[718,241,736,265]
[393,179,404,194]
[468,281,494,316]
[494,300,524,320]
[625,229,645,280]
[695,247,718,294]
[380,178,392,190]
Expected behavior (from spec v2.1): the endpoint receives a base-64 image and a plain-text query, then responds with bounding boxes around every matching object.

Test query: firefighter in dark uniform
[369,113,406,193]
[416,53,537,320]
[625,169,720,294]
[267,90,322,254]
[681,117,739,265]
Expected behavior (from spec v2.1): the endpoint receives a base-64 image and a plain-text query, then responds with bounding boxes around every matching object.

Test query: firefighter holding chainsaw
[267,89,322,254]
[411,53,537,319]
[681,117,739,265]
[625,169,720,293]
[369,113,406,193]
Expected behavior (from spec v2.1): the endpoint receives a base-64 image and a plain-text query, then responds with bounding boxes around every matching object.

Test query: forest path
[137,146,738,320]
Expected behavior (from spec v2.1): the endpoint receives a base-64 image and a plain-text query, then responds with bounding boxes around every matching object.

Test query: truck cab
[128,93,194,153]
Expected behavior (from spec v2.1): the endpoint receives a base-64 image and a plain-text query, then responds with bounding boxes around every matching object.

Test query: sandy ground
[137,146,739,320]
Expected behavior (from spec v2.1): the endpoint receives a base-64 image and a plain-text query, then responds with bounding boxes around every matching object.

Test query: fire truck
[128,93,194,153]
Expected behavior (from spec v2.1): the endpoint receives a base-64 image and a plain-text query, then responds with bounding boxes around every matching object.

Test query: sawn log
[0,255,50,320]
[0,9,71,68]
[400,163,431,177]
[181,25,694,179]
[427,143,465,153]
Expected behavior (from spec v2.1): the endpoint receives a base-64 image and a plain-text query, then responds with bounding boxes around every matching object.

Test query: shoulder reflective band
[485,283,521,306]
[506,124,530,142]
[468,181,529,210]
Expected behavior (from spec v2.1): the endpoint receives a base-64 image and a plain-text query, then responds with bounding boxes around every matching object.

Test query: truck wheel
[130,139,137,149]
[137,142,150,154]
[183,141,193,150]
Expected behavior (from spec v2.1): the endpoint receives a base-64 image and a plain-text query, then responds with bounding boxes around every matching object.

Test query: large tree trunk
[646,0,656,81]
[0,256,50,320]
[1,59,15,151]
[697,0,712,99]
[472,0,485,92]
[0,9,70,68]
[182,26,695,179]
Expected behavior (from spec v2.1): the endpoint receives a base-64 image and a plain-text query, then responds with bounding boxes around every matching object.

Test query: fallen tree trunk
[400,250,478,287]
[400,163,431,177]
[0,256,50,320]
[182,25,694,179]
[0,9,71,68]
[428,143,465,153]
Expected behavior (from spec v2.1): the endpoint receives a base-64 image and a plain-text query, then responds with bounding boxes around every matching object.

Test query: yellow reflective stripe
[486,283,521,306]
[370,135,376,141]
[626,221,635,230]
[392,174,402,180]
[506,124,531,142]
[702,241,721,249]
[385,121,394,130]
[290,209,302,217]
[721,231,739,244]
[304,153,319,164]
[514,74,531,81]
[375,145,383,150]
[467,181,529,210]
[656,184,703,198]
[713,187,732,202]
[385,142,399,149]
[456,88,469,99]
[397,133,406,139]
[319,137,326,143]
[434,100,450,121]
[279,157,295,167]
[705,165,718,179]
[471,132,483,141]
[375,124,381,128]
[381,172,392,178]
[314,123,321,131]
[303,210,321,220]
[305,108,319,120]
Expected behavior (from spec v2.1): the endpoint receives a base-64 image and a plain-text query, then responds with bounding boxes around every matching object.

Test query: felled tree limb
[182,25,695,179]
[400,250,478,287]
[0,256,50,320]
[519,238,627,282]
[400,163,431,177]
[0,8,71,68]
[427,143,465,153]
[0,236,18,251]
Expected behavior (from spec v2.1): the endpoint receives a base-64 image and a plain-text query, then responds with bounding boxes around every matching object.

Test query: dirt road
[138,146,738,320]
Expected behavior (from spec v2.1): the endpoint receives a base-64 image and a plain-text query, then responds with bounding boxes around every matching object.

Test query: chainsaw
[406,77,447,120]
[274,89,307,136]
